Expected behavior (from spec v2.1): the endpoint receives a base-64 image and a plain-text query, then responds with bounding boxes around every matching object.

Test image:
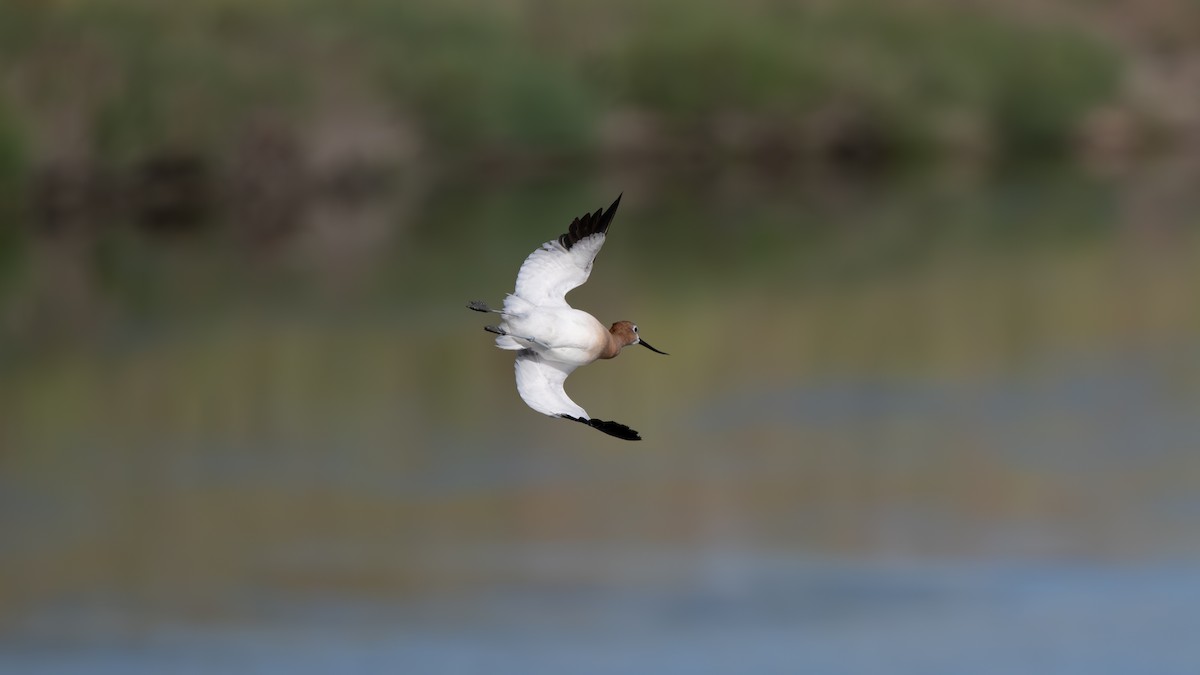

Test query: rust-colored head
[605,321,668,359]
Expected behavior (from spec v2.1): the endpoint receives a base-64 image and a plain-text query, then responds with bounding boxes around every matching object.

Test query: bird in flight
[468,194,667,440]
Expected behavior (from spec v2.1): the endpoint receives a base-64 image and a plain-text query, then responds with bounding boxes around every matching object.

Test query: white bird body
[497,305,608,362]
[468,194,668,440]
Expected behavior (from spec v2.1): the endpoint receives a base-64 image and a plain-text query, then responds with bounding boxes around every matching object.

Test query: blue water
[5,558,1200,675]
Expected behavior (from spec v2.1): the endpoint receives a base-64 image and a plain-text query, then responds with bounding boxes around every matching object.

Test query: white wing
[511,195,621,308]
[514,350,587,419]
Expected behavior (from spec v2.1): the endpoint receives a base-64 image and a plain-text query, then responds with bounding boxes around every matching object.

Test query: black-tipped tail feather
[560,414,641,441]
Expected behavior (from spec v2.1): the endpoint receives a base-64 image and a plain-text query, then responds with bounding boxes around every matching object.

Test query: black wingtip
[560,414,642,441]
[604,193,622,225]
[558,193,624,251]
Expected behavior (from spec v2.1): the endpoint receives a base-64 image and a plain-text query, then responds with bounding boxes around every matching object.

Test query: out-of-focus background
[2,0,1200,672]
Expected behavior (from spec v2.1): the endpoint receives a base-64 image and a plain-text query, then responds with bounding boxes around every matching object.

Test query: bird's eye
[633,325,638,333]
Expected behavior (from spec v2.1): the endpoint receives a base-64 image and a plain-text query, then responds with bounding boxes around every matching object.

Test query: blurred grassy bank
[0,0,1161,190]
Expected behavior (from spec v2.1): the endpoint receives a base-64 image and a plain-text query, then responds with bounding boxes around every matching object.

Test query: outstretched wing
[514,350,642,441]
[560,415,642,441]
[512,194,621,308]
[515,350,588,419]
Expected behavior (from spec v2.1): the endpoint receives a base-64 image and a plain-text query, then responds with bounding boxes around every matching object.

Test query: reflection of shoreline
[7,162,1200,351]
[22,140,1200,238]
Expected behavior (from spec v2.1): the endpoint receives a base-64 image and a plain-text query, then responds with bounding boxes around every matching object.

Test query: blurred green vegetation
[0,0,1125,175]
[0,98,24,183]
[0,93,29,298]
[610,1,1119,156]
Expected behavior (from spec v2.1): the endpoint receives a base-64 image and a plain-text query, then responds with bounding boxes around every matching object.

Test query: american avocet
[468,194,667,440]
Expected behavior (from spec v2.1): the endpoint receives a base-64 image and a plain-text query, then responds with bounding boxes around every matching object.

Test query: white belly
[503,307,606,365]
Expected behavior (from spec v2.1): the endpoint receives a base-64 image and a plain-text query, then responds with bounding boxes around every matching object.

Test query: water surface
[2,166,1199,673]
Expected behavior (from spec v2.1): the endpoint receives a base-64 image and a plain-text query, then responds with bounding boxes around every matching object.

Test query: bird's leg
[467,300,503,313]
[483,325,549,349]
